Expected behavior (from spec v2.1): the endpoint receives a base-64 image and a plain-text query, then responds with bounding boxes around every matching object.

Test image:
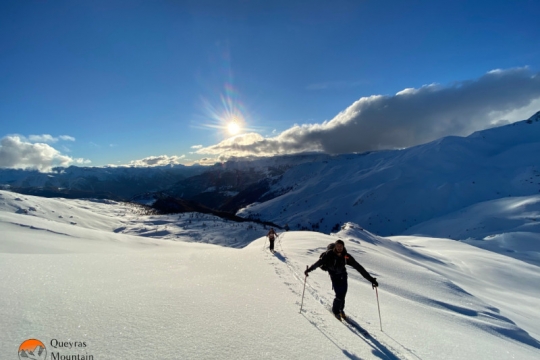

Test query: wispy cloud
[28,134,76,143]
[0,135,85,171]
[191,144,203,149]
[28,134,57,143]
[197,68,540,158]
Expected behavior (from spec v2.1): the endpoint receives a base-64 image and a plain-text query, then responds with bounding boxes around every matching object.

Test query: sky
[1,0,540,170]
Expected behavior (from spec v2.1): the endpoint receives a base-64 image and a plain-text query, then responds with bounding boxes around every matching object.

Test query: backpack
[319,243,335,271]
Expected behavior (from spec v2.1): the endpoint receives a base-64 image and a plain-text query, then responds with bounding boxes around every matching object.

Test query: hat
[335,239,345,245]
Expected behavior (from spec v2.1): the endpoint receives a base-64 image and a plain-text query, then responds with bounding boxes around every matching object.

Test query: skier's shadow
[343,317,405,360]
[300,312,401,360]
[300,313,362,360]
[273,251,287,263]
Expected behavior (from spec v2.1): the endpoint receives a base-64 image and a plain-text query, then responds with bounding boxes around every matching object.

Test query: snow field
[1,191,540,359]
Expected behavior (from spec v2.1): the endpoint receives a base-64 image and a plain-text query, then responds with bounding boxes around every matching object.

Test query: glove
[371,278,378,288]
[304,269,310,277]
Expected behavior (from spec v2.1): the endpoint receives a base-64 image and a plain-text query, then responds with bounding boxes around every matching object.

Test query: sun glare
[227,121,241,135]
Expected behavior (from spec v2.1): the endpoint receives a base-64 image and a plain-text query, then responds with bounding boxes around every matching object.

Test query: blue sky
[1,0,540,169]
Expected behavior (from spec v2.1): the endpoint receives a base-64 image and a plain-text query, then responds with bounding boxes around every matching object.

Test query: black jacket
[308,249,374,282]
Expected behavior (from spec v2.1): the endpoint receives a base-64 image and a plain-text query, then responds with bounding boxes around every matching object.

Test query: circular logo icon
[19,339,47,360]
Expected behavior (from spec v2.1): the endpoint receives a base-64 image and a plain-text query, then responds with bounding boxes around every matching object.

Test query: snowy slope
[404,195,540,266]
[1,192,539,359]
[0,190,269,249]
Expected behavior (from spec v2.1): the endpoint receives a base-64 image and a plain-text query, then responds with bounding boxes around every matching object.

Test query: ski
[326,307,370,337]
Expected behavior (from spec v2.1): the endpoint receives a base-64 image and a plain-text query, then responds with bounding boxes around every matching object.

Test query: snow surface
[404,195,540,266]
[1,190,539,359]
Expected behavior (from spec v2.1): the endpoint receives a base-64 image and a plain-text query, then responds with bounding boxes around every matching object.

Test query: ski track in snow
[260,229,540,359]
[264,233,417,360]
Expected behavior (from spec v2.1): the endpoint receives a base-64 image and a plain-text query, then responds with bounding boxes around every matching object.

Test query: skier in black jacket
[304,239,378,320]
[267,228,278,253]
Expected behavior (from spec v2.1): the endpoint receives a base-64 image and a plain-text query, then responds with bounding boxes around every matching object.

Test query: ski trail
[261,237,365,359]
[271,234,419,360]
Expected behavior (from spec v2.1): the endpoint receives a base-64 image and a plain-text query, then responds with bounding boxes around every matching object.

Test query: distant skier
[304,239,378,320]
[267,228,278,253]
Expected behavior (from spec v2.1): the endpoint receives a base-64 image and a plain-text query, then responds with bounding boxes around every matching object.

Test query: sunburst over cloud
[196,68,540,159]
[197,92,249,138]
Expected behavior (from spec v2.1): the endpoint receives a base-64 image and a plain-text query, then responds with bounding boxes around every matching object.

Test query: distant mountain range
[0,152,331,209]
[2,112,539,240]
[0,164,206,200]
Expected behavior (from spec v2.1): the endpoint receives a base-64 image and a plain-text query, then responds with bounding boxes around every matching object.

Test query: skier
[304,239,378,320]
[267,228,278,253]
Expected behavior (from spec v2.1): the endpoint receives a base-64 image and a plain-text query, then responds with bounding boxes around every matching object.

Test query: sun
[227,121,241,135]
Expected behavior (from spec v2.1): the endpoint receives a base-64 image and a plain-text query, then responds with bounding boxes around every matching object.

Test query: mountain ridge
[237,115,540,238]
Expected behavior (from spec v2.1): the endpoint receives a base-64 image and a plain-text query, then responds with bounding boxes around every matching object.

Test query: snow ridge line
[8,221,75,237]
[275,234,414,360]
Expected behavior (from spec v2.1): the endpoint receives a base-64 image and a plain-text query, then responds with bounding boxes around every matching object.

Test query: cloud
[28,134,75,143]
[128,154,186,167]
[28,134,57,143]
[0,135,78,171]
[191,145,203,149]
[197,68,540,157]
[74,158,92,164]
[196,157,220,166]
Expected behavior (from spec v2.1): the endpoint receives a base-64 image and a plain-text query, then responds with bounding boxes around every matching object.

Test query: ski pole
[375,286,382,331]
[299,266,308,314]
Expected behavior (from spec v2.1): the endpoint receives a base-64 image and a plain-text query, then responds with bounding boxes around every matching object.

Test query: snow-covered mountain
[152,152,333,210]
[1,190,539,359]
[0,153,332,210]
[237,113,540,247]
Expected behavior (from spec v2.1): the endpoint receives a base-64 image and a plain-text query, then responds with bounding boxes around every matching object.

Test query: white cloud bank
[197,68,540,158]
[128,155,186,167]
[0,135,87,171]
